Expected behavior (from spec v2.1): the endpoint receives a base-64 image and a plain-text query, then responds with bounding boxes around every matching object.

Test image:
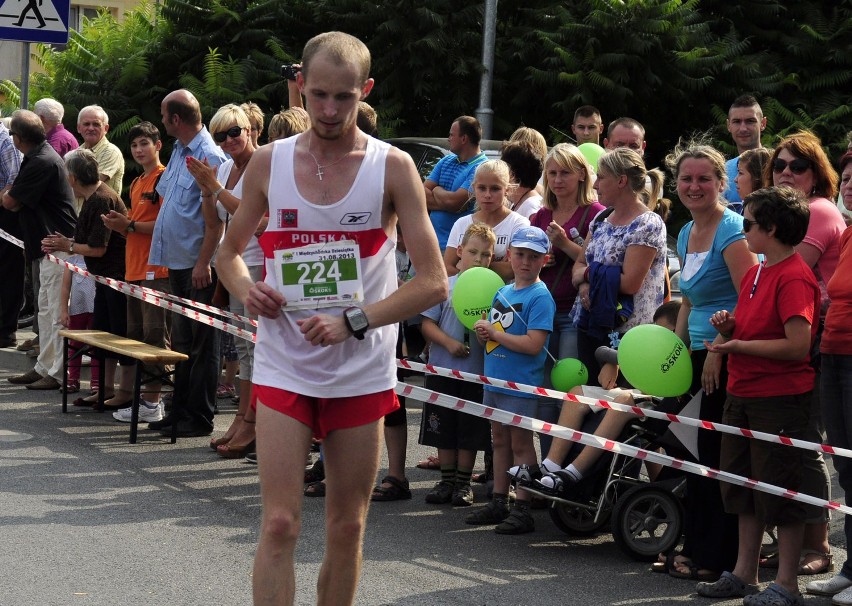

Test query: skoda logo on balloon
[617,324,692,397]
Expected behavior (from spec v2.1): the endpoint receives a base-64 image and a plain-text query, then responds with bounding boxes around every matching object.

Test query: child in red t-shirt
[696,186,821,606]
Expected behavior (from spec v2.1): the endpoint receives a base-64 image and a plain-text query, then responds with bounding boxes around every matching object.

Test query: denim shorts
[484,390,538,418]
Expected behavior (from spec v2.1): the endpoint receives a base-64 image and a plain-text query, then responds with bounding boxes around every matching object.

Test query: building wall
[0,1,140,83]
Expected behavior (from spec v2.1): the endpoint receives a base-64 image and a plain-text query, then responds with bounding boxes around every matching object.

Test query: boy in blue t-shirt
[467,226,556,534]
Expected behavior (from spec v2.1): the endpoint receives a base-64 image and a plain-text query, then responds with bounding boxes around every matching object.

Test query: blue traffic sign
[0,0,70,45]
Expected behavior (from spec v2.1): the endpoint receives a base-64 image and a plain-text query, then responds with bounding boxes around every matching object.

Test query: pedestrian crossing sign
[0,0,70,44]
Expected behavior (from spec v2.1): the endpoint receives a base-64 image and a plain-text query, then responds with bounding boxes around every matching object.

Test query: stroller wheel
[549,500,610,536]
[611,484,683,561]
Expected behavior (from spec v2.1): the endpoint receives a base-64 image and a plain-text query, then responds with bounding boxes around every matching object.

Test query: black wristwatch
[126,220,136,233]
[343,307,369,340]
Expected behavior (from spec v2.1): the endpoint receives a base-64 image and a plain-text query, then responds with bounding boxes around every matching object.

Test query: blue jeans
[539,311,579,457]
[168,268,220,428]
[821,354,852,578]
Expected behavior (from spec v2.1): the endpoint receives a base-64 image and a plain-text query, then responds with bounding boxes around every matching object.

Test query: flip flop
[651,552,681,574]
[416,455,441,470]
[668,560,720,581]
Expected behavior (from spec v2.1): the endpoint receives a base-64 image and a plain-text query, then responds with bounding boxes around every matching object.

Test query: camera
[281,64,300,81]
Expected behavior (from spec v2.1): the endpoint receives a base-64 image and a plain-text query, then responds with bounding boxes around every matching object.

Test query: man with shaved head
[148,89,227,437]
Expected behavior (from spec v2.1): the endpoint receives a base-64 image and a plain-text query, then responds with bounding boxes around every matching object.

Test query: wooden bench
[59,329,188,444]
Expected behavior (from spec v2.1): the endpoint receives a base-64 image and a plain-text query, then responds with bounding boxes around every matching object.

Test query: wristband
[211,187,225,200]
[583,266,591,283]
[69,241,74,254]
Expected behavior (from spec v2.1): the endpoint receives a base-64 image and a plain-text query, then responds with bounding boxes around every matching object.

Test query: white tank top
[253,134,398,398]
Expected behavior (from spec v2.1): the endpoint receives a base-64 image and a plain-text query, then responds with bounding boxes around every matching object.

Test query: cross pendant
[316,166,324,181]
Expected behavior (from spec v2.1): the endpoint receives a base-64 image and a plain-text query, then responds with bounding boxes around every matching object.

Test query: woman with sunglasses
[763,131,844,577]
[656,140,757,583]
[187,103,261,459]
[805,151,852,603]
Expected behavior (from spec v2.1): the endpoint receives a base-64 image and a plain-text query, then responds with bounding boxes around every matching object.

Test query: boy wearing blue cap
[468,226,556,534]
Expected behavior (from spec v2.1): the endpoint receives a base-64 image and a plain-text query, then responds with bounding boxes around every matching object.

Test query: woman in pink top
[764,130,844,576]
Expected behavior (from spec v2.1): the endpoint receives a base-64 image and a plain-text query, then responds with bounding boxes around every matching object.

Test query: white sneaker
[835,586,852,606]
[113,402,163,423]
[807,574,852,596]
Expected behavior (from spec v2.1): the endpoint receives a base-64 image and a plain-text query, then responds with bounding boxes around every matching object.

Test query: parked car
[666,234,681,301]
[387,137,504,180]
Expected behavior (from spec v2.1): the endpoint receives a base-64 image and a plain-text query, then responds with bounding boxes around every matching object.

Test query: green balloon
[551,358,589,392]
[451,266,505,330]
[578,143,605,171]
[617,324,692,397]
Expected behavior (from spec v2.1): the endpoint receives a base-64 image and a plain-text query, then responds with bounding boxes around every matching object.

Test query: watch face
[346,308,368,331]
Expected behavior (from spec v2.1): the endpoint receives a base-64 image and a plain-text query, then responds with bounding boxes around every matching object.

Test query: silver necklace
[305,131,360,181]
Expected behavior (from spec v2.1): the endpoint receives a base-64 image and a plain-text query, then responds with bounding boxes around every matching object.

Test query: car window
[420,149,445,179]
[392,143,426,174]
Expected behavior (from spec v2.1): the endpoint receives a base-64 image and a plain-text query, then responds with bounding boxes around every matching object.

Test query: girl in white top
[444,160,530,280]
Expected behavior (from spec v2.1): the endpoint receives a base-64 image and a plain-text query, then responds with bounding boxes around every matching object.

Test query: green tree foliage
[31,3,163,143]
[11,0,850,194]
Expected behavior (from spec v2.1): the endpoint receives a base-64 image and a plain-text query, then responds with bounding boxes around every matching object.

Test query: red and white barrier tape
[0,227,24,248]
[0,227,257,329]
[395,382,850,515]
[52,254,256,343]
[397,358,852,460]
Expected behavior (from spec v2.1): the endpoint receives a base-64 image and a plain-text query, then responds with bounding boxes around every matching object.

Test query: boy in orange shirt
[102,121,169,422]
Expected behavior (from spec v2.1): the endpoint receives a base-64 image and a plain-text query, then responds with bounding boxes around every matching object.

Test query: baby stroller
[526,395,691,561]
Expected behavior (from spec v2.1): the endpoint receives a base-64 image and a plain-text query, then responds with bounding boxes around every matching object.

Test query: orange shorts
[253,384,399,439]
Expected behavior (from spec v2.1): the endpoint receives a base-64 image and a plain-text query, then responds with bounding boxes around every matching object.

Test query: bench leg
[62,337,69,413]
[129,361,143,444]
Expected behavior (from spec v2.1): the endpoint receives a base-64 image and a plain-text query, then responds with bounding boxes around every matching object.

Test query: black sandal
[304,459,325,484]
[651,551,680,574]
[304,480,326,498]
[371,475,412,502]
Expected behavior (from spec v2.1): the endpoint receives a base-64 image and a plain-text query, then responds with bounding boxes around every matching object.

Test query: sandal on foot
[651,552,682,574]
[371,475,412,502]
[743,582,804,606]
[465,500,510,525]
[535,470,577,498]
[506,464,542,487]
[304,480,326,498]
[494,509,534,535]
[416,455,441,470]
[304,459,325,484]
[696,571,759,598]
[210,413,243,450]
[668,560,719,581]
[72,392,114,407]
[62,381,80,394]
[798,550,833,575]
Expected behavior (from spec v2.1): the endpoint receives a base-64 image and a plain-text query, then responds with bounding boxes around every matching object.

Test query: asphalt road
[0,347,846,606]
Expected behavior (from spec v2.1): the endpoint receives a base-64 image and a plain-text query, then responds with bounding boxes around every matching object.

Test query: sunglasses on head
[772,157,811,175]
[213,126,243,143]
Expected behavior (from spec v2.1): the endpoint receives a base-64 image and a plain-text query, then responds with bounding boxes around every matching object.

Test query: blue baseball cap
[510,226,550,254]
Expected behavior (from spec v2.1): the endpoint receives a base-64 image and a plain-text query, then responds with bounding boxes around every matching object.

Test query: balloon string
[494,290,560,365]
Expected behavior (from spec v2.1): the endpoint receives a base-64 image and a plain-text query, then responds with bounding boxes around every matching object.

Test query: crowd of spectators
[0,66,851,606]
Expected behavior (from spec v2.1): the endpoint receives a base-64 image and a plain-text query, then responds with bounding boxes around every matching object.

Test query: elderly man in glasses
[147,89,228,438]
[77,105,124,196]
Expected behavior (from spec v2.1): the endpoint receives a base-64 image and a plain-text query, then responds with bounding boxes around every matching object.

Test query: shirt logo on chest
[278,209,298,228]
[340,212,372,225]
